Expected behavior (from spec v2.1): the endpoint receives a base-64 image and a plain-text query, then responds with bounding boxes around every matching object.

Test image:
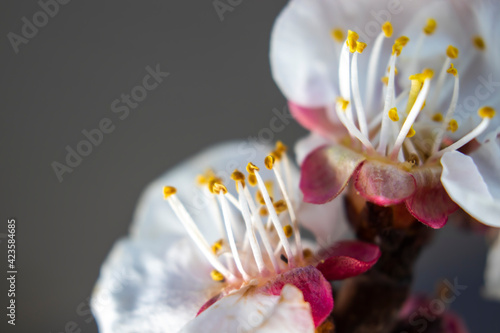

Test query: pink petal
[316,241,381,281]
[260,266,333,328]
[289,101,344,140]
[300,145,365,204]
[354,160,416,206]
[406,166,458,229]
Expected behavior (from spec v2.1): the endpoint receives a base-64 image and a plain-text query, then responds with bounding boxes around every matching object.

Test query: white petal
[483,231,500,301]
[180,284,315,333]
[130,141,273,243]
[469,133,500,198]
[270,0,434,107]
[294,133,330,165]
[297,198,352,249]
[441,151,500,227]
[92,237,217,333]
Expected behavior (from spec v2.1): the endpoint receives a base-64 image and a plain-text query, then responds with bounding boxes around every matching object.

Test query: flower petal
[180,284,315,333]
[297,199,352,249]
[300,145,365,204]
[295,133,331,166]
[289,102,344,141]
[315,241,381,281]
[91,238,216,333]
[354,160,416,206]
[441,151,500,227]
[260,266,333,328]
[405,166,458,229]
[130,141,275,243]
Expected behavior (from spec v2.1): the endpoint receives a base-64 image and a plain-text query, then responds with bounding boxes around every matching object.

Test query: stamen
[351,50,370,139]
[249,163,295,267]
[366,22,392,110]
[447,119,458,132]
[390,72,432,159]
[283,225,293,238]
[433,107,495,158]
[377,53,398,154]
[388,107,399,122]
[338,39,353,124]
[334,101,374,150]
[237,182,266,274]
[241,184,280,273]
[330,28,344,43]
[211,270,225,282]
[163,187,235,281]
[431,67,460,154]
[428,46,458,113]
[432,113,443,122]
[265,155,303,261]
[423,18,437,35]
[473,35,486,50]
[214,183,250,281]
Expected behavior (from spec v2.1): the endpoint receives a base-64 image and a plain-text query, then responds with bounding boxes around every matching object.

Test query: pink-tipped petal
[354,160,416,206]
[300,145,365,204]
[260,266,333,328]
[406,166,458,229]
[316,241,381,281]
[289,101,344,140]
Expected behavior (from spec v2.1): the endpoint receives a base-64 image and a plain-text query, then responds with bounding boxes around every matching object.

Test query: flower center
[163,142,307,286]
[330,19,495,166]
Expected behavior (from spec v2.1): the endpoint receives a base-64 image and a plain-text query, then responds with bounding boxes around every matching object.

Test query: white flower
[270,0,500,227]
[91,141,380,332]
[484,230,500,301]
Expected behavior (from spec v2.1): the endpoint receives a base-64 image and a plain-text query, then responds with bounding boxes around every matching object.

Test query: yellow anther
[331,28,344,43]
[303,248,314,259]
[211,270,225,282]
[248,174,257,187]
[392,36,410,56]
[270,150,282,161]
[432,113,443,122]
[472,36,486,50]
[231,170,245,183]
[265,180,274,195]
[395,36,410,46]
[337,97,350,110]
[422,68,434,79]
[388,107,399,122]
[212,239,223,254]
[478,106,496,119]
[197,174,208,185]
[356,41,367,53]
[387,66,398,75]
[212,182,227,195]
[447,63,457,77]
[246,162,259,174]
[407,126,416,138]
[265,155,275,170]
[275,141,288,153]
[231,170,246,192]
[283,225,293,238]
[447,119,459,132]
[381,76,389,86]
[163,186,177,199]
[346,30,359,53]
[259,206,268,216]
[382,21,393,38]
[256,190,266,205]
[423,18,437,35]
[274,200,287,214]
[446,45,459,59]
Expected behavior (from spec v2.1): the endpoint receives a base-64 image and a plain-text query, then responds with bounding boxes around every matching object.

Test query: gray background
[0,1,499,332]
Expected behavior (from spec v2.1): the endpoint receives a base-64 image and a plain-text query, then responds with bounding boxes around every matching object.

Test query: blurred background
[0,1,499,332]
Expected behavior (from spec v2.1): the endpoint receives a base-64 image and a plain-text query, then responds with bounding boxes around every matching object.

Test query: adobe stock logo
[7,0,71,54]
